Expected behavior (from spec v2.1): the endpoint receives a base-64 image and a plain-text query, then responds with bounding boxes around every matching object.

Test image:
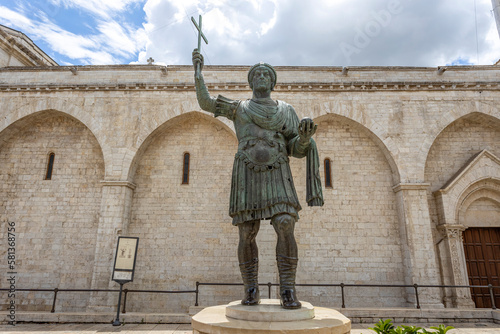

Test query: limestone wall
[0,65,499,312]
[0,47,23,67]
[0,112,104,311]
[128,113,238,312]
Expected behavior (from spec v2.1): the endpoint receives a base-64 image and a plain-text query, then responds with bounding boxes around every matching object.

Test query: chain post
[195,281,199,306]
[488,284,497,310]
[340,283,345,308]
[51,288,58,313]
[414,284,420,309]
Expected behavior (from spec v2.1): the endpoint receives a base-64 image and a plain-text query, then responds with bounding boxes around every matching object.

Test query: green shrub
[366,319,454,334]
[368,319,394,333]
[422,324,455,334]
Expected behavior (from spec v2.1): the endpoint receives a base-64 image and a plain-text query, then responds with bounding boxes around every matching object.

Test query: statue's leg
[238,220,261,305]
[272,213,301,309]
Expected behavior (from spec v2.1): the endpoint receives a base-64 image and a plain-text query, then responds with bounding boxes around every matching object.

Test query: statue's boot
[277,254,301,309]
[239,258,260,305]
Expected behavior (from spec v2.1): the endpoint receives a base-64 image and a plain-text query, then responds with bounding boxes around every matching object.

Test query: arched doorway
[426,111,500,308]
[463,227,500,308]
[460,188,500,308]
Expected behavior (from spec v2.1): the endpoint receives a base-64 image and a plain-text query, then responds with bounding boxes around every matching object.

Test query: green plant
[368,319,395,334]
[395,325,423,334]
[365,319,454,334]
[421,324,455,334]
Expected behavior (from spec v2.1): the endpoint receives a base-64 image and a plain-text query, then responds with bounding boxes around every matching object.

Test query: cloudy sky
[0,0,499,67]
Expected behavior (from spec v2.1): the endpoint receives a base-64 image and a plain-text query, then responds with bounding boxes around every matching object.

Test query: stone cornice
[0,25,58,66]
[4,64,500,71]
[0,81,498,93]
[100,181,137,190]
[392,183,431,193]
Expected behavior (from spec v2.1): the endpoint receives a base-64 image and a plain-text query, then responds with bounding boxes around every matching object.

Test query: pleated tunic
[215,97,311,225]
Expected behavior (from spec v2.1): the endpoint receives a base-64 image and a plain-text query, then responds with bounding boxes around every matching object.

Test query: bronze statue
[192,50,324,309]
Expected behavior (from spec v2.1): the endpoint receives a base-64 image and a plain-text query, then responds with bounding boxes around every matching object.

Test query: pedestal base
[192,299,351,334]
[226,299,315,322]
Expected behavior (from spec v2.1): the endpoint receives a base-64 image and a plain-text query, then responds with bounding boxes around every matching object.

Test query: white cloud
[48,0,144,19]
[96,20,146,57]
[259,1,278,36]
[1,0,500,66]
[479,19,500,64]
[0,2,147,65]
[141,0,280,65]
[0,6,93,55]
[138,0,500,66]
[0,6,32,26]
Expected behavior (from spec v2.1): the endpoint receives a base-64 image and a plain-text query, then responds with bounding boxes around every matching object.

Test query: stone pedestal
[191,299,351,334]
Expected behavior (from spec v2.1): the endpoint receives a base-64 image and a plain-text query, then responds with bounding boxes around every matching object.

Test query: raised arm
[192,49,216,113]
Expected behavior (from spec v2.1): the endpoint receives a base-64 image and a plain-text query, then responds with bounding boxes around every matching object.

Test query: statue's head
[248,62,277,92]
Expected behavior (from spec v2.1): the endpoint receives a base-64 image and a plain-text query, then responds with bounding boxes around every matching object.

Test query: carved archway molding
[434,149,500,308]
[434,150,500,226]
[457,187,500,227]
[420,104,500,180]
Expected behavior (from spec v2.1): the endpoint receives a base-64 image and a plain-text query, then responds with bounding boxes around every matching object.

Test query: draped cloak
[215,95,324,226]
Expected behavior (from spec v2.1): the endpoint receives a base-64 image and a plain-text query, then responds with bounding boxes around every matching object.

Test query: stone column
[88,180,136,311]
[437,224,476,308]
[393,183,444,308]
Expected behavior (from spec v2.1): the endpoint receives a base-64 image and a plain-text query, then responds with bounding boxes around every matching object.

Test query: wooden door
[463,228,500,308]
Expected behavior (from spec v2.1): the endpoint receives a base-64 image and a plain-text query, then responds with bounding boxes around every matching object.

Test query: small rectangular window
[182,153,190,184]
[45,153,55,180]
[324,158,332,188]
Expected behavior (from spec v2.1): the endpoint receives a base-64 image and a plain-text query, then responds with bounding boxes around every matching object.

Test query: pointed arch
[313,112,400,184]
[127,111,236,182]
[458,186,500,228]
[0,109,107,175]
[0,108,105,310]
[421,102,500,179]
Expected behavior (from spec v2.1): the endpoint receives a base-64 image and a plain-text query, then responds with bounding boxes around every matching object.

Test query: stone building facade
[0,25,499,313]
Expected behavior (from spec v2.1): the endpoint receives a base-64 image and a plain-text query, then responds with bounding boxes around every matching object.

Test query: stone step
[0,311,190,324]
[2,308,499,325]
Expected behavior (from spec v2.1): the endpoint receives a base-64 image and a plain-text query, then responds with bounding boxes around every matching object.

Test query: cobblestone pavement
[0,323,499,333]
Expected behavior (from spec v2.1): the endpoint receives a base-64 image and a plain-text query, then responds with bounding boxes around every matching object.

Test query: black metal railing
[1,282,498,313]
[120,288,196,313]
[195,282,498,310]
[0,287,196,313]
